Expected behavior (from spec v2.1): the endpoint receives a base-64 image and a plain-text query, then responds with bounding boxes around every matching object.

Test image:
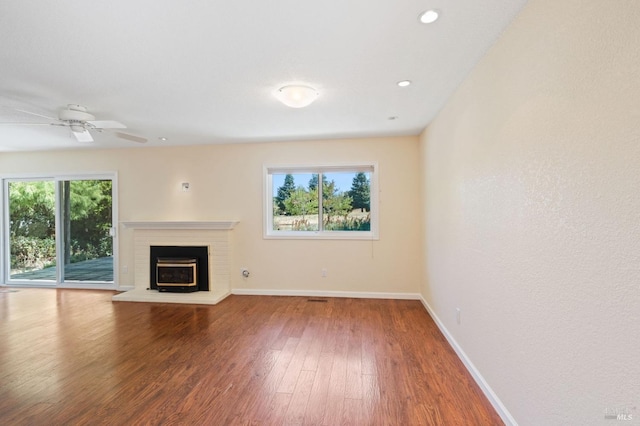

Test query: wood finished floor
[0,289,503,425]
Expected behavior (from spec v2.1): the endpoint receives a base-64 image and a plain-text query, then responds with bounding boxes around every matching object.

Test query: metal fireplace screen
[156,258,198,289]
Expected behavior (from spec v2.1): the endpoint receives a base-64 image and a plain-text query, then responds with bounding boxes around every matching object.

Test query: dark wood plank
[0,289,503,425]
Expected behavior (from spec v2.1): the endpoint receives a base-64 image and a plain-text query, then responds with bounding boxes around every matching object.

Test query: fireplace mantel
[121,221,238,230]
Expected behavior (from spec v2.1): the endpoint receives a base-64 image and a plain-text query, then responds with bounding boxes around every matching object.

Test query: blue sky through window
[272,172,364,197]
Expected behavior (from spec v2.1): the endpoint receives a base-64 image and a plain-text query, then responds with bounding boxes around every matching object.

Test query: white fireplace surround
[112,221,238,305]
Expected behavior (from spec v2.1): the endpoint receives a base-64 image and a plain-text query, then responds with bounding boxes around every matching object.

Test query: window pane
[272,173,319,231]
[8,181,57,281]
[322,172,371,232]
[60,179,114,282]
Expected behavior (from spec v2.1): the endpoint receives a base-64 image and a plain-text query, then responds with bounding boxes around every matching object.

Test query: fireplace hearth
[150,246,209,293]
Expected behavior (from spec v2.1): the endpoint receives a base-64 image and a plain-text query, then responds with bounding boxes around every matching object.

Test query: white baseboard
[2,282,119,291]
[419,296,517,426]
[231,288,421,300]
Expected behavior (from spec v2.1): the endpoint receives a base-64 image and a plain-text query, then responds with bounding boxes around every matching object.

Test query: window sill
[264,231,378,240]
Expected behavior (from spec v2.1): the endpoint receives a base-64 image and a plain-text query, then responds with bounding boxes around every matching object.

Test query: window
[264,165,378,239]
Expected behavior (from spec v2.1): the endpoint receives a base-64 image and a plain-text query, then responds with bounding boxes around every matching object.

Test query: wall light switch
[181,182,190,192]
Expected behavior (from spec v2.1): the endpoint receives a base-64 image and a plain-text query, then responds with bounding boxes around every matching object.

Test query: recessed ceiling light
[388,116,398,121]
[158,137,168,141]
[275,85,319,108]
[397,80,411,87]
[419,9,439,24]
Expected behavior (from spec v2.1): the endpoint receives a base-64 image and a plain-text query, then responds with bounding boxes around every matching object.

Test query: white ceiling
[0,1,528,152]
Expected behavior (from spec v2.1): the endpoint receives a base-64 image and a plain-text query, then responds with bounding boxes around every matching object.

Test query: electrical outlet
[456,308,461,325]
[321,268,327,278]
[122,265,128,274]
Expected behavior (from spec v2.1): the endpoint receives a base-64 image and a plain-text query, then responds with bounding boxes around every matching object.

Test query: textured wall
[420,0,640,424]
[0,136,422,295]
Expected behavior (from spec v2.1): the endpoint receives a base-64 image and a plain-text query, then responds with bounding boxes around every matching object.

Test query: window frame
[263,164,379,240]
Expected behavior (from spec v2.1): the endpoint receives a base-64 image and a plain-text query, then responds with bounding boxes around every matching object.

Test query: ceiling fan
[0,104,147,143]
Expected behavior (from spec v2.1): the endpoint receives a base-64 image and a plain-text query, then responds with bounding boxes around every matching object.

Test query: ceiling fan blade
[115,132,147,143]
[3,107,57,121]
[87,120,126,129]
[72,128,94,142]
[0,122,51,125]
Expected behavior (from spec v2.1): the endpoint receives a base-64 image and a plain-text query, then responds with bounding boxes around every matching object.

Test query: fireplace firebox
[150,246,209,293]
[156,257,198,291]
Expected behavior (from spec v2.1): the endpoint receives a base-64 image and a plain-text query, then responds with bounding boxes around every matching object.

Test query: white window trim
[263,164,379,240]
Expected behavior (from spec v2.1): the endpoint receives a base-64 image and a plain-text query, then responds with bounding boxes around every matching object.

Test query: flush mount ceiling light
[275,85,319,108]
[397,80,412,87]
[419,9,440,24]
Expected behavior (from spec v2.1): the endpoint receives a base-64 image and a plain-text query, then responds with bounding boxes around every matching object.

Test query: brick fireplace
[112,221,238,305]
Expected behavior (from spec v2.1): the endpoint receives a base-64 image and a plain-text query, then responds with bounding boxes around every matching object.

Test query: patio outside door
[6,177,114,285]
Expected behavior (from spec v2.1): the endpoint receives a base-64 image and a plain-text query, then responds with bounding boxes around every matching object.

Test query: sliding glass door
[4,175,115,286]
[59,179,114,282]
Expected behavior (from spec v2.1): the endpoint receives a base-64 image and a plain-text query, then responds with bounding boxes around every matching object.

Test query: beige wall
[420,0,640,424]
[0,136,422,295]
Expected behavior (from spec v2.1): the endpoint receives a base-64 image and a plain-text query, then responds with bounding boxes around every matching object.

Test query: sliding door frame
[1,172,119,290]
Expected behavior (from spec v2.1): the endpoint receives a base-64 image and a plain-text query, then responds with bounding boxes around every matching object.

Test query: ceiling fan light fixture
[70,126,94,142]
[275,85,319,108]
[59,105,95,122]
